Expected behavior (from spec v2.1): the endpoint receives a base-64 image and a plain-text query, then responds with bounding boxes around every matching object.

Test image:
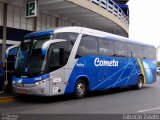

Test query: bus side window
[139,46,148,59]
[98,38,114,56]
[76,35,98,58]
[148,47,156,59]
[127,43,139,58]
[114,41,127,57]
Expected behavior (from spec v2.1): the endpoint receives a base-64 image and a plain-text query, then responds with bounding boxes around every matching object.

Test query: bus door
[48,44,66,95]
[96,67,108,89]
[96,57,132,89]
[95,57,118,90]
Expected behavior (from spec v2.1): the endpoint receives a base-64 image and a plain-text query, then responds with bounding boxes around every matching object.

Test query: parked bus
[6,27,157,98]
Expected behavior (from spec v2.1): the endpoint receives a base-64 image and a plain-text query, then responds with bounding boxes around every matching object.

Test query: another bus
[6,27,157,98]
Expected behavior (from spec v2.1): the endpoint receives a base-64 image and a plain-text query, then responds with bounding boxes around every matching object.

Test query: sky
[127,0,160,48]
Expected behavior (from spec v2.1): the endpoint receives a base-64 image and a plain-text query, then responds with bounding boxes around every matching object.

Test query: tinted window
[54,32,78,45]
[127,43,139,58]
[148,47,156,59]
[49,41,72,71]
[139,46,148,59]
[114,41,127,57]
[98,38,114,56]
[76,35,98,58]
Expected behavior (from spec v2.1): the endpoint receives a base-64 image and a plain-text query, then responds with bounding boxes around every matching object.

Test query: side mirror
[5,45,19,59]
[41,39,66,56]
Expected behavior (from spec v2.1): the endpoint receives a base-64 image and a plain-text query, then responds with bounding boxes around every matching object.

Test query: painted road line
[0,96,16,103]
[138,107,160,113]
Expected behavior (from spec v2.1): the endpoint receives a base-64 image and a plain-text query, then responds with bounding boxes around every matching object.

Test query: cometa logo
[94,58,119,67]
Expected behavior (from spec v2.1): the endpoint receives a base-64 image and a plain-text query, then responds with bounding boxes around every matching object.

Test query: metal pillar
[2,3,7,66]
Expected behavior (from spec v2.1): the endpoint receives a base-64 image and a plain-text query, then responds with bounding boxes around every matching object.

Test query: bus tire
[135,76,144,89]
[74,79,87,98]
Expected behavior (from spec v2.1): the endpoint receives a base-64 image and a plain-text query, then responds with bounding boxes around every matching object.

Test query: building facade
[0,0,129,62]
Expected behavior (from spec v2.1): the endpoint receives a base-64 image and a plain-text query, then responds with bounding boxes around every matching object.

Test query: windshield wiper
[29,70,44,77]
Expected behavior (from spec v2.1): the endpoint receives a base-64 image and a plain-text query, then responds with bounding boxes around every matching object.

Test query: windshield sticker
[52,77,61,82]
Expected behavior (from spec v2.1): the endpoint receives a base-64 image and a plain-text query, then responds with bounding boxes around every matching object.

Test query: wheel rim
[138,78,143,88]
[77,83,85,96]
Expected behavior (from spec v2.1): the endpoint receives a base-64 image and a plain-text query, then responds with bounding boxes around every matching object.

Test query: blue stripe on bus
[24,29,54,39]
[12,74,49,84]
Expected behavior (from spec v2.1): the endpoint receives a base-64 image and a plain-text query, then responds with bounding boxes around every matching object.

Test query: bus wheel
[75,79,86,98]
[135,76,144,89]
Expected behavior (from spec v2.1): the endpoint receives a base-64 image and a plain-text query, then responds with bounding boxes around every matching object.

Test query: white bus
[6,27,157,98]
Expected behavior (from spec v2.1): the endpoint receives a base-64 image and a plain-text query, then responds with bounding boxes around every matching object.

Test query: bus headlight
[12,81,16,84]
[35,79,47,86]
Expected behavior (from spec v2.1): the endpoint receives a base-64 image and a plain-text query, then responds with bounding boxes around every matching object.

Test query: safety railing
[88,0,129,26]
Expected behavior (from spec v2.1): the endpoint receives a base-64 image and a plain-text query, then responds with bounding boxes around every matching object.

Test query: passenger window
[76,35,98,58]
[148,47,156,59]
[114,41,127,57]
[127,43,139,58]
[54,32,78,45]
[98,38,114,56]
[139,46,148,59]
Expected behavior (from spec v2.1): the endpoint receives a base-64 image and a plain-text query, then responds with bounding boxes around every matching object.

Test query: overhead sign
[25,0,38,18]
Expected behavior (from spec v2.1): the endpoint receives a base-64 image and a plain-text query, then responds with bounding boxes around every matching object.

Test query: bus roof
[24,26,155,48]
[80,27,155,48]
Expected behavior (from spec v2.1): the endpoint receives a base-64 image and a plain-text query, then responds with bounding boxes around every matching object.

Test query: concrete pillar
[33,17,37,31]
[2,3,7,65]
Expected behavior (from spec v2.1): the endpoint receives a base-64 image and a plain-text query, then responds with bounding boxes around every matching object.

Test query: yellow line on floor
[0,96,16,103]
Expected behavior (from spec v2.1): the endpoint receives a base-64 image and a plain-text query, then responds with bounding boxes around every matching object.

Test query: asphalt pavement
[0,76,160,114]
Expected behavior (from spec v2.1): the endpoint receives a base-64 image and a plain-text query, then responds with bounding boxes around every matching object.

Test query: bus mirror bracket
[5,45,19,59]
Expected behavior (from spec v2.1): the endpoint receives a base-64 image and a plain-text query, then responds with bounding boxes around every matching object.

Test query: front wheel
[74,79,87,98]
[135,76,144,89]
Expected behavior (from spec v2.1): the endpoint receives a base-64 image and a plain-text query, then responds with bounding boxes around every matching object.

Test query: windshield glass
[14,37,50,77]
[14,32,78,77]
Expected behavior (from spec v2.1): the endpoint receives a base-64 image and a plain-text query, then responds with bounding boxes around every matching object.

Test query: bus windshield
[14,37,50,77]
[14,32,78,78]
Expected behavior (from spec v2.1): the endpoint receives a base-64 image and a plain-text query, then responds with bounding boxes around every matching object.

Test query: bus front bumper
[12,81,50,96]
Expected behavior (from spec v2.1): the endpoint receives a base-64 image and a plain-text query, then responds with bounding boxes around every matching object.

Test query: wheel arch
[138,74,144,84]
[75,75,90,91]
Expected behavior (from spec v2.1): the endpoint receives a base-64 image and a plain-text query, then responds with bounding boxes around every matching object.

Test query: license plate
[20,89,27,94]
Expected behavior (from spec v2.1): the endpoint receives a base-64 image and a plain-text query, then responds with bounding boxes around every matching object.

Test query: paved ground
[0,76,160,114]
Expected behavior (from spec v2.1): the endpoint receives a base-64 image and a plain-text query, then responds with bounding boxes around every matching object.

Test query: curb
[0,91,16,103]
[0,96,16,103]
